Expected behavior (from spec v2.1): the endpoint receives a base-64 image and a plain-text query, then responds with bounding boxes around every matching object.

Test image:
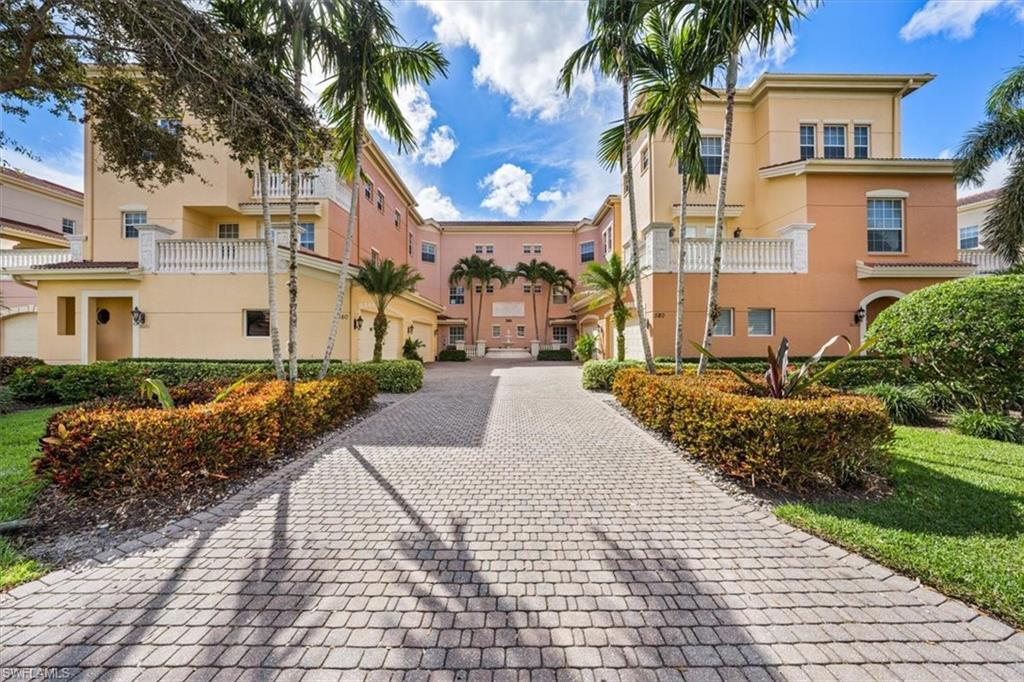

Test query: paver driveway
[2,361,1022,681]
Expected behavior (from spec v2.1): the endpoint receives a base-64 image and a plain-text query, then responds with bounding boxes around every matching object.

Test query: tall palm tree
[512,258,549,343]
[542,267,576,345]
[448,255,483,344]
[560,0,658,374]
[475,259,510,343]
[599,7,711,374]
[956,60,1024,267]
[575,253,635,361]
[316,0,447,378]
[353,257,423,362]
[681,0,810,374]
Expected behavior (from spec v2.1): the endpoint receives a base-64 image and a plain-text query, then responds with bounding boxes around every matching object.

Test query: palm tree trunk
[467,277,475,346]
[476,287,485,342]
[620,67,655,373]
[286,28,305,384]
[531,287,539,343]
[319,89,365,378]
[372,310,386,362]
[674,172,689,375]
[697,50,738,375]
[258,156,285,380]
[543,286,552,345]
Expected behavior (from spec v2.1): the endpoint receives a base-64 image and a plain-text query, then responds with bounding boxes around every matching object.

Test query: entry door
[622,321,645,361]
[94,297,132,361]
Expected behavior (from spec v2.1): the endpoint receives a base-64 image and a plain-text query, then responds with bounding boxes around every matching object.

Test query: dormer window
[823,125,846,159]
[799,124,816,159]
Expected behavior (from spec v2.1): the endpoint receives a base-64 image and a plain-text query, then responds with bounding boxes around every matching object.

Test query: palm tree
[599,7,711,374]
[512,258,549,343]
[448,255,483,344]
[316,0,447,378]
[475,259,510,343]
[682,0,810,374]
[542,267,576,345]
[956,60,1024,267]
[575,253,635,361]
[354,258,423,362]
[560,0,657,374]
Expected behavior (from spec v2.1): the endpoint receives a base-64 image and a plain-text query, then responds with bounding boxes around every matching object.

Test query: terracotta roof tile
[957,188,1001,206]
[861,261,973,268]
[32,260,138,270]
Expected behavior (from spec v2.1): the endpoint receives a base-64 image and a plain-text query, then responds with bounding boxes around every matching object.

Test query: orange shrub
[36,374,376,495]
[612,370,892,490]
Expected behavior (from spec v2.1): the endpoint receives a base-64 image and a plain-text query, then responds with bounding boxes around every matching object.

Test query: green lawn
[0,406,59,589]
[777,426,1024,627]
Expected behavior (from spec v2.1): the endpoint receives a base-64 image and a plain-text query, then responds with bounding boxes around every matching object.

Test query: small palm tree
[448,255,484,344]
[956,60,1024,267]
[317,0,447,378]
[576,253,635,361]
[354,258,423,362]
[560,0,658,374]
[512,258,550,342]
[542,267,575,344]
[475,259,510,342]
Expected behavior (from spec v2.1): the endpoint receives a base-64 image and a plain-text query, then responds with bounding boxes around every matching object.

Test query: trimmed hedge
[537,349,573,361]
[581,359,677,390]
[1,356,43,382]
[7,358,422,403]
[36,374,377,495]
[437,349,468,361]
[613,370,893,490]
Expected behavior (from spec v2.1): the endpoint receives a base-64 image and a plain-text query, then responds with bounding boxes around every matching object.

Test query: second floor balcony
[250,166,352,212]
[957,248,1012,274]
[1,248,72,279]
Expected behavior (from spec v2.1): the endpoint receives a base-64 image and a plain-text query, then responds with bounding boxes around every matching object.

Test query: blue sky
[3,0,1023,220]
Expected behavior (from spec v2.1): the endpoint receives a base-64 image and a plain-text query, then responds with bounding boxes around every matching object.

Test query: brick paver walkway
[2,361,1022,681]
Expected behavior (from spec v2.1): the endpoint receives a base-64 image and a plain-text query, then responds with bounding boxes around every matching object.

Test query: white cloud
[738,30,797,85]
[415,185,462,220]
[1,147,84,191]
[480,163,533,217]
[416,0,593,121]
[958,156,1011,197]
[938,148,954,159]
[419,125,458,166]
[900,0,1023,42]
[537,189,564,203]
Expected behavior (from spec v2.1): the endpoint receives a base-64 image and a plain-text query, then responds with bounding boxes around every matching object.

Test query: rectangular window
[474,244,484,254]
[122,211,147,239]
[485,244,494,254]
[602,226,613,256]
[57,296,75,336]
[854,125,870,159]
[867,198,904,253]
[799,124,816,160]
[61,218,76,235]
[523,243,532,254]
[299,222,315,250]
[394,209,401,228]
[408,232,414,256]
[244,309,270,337]
[747,308,774,337]
[823,125,846,159]
[640,147,649,174]
[522,284,532,294]
[552,326,569,344]
[449,286,465,305]
[959,225,980,250]
[376,190,384,211]
[364,180,373,200]
[533,244,542,254]
[516,325,526,338]
[580,241,595,263]
[714,308,734,337]
[492,324,501,338]
[486,284,494,293]
[449,326,465,343]
[218,223,239,239]
[421,242,437,263]
[533,284,542,294]
[370,247,380,264]
[551,287,568,305]
[700,136,723,175]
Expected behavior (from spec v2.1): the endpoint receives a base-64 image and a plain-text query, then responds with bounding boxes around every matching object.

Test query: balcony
[155,239,267,273]
[250,166,352,212]
[626,223,811,274]
[958,248,1011,274]
[0,249,72,279]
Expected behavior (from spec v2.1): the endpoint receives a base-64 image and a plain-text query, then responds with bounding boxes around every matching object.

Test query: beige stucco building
[956,189,1014,274]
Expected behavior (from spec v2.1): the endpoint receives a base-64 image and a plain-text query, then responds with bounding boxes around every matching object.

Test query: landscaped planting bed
[613,370,893,490]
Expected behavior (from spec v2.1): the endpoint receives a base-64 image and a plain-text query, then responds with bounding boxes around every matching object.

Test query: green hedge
[1,356,43,382]
[437,349,468,361]
[537,349,573,361]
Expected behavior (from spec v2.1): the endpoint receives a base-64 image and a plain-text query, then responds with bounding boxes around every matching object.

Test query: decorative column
[641,222,672,273]
[135,225,175,272]
[530,340,540,357]
[777,223,815,274]
[271,227,290,272]
[66,235,87,261]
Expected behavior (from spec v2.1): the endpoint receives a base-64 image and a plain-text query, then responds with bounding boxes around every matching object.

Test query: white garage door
[0,313,38,357]
[358,315,402,361]
[412,322,433,361]
[622,321,645,361]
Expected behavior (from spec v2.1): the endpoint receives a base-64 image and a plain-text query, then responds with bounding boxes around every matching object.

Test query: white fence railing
[958,248,1010,274]
[252,166,351,209]
[628,237,797,273]
[155,239,267,273]
[0,249,72,279]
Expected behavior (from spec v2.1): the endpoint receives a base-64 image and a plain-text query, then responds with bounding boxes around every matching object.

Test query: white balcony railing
[155,239,267,273]
[958,248,1010,274]
[0,249,72,279]
[252,166,351,209]
[627,236,799,274]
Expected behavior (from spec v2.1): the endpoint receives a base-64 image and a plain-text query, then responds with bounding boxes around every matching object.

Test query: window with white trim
[580,241,595,263]
[370,247,380,264]
[244,309,271,337]
[491,325,501,338]
[394,209,401,228]
[552,326,569,344]
[959,225,980,250]
[448,326,465,343]
[376,190,384,211]
[532,244,542,254]
[485,244,494,254]
[602,225,613,256]
[421,241,436,263]
[218,223,239,239]
[714,308,734,336]
[700,136,723,175]
[523,284,532,294]
[640,147,649,174]
[474,284,494,294]
[854,125,870,159]
[747,308,774,337]
[799,124,816,159]
[516,325,526,338]
[61,218,76,235]
[448,286,465,305]
[364,180,373,200]
[867,198,904,253]
[122,211,146,238]
[533,284,542,293]
[408,232,414,255]
[551,287,569,305]
[823,124,846,158]
[299,222,315,250]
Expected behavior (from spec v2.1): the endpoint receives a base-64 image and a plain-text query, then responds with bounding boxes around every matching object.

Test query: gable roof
[957,188,1001,207]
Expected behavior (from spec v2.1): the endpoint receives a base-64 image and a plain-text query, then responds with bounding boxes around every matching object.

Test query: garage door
[622,321,645,361]
[358,315,402,361]
[0,312,37,357]
[411,321,433,361]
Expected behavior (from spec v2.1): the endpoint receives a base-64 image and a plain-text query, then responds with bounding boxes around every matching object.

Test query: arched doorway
[859,289,904,344]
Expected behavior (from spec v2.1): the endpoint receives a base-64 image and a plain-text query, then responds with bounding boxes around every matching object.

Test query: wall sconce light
[853,307,866,325]
[131,306,146,326]
[353,315,364,331]
[407,324,414,335]
[733,227,743,239]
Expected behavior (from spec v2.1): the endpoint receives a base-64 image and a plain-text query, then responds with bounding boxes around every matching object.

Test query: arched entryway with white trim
[858,289,905,344]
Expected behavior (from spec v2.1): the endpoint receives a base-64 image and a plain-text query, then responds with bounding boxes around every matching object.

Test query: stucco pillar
[66,235,87,261]
[641,222,672,273]
[530,340,540,357]
[777,223,815,274]
[475,340,486,357]
[135,225,175,272]
[271,227,290,271]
